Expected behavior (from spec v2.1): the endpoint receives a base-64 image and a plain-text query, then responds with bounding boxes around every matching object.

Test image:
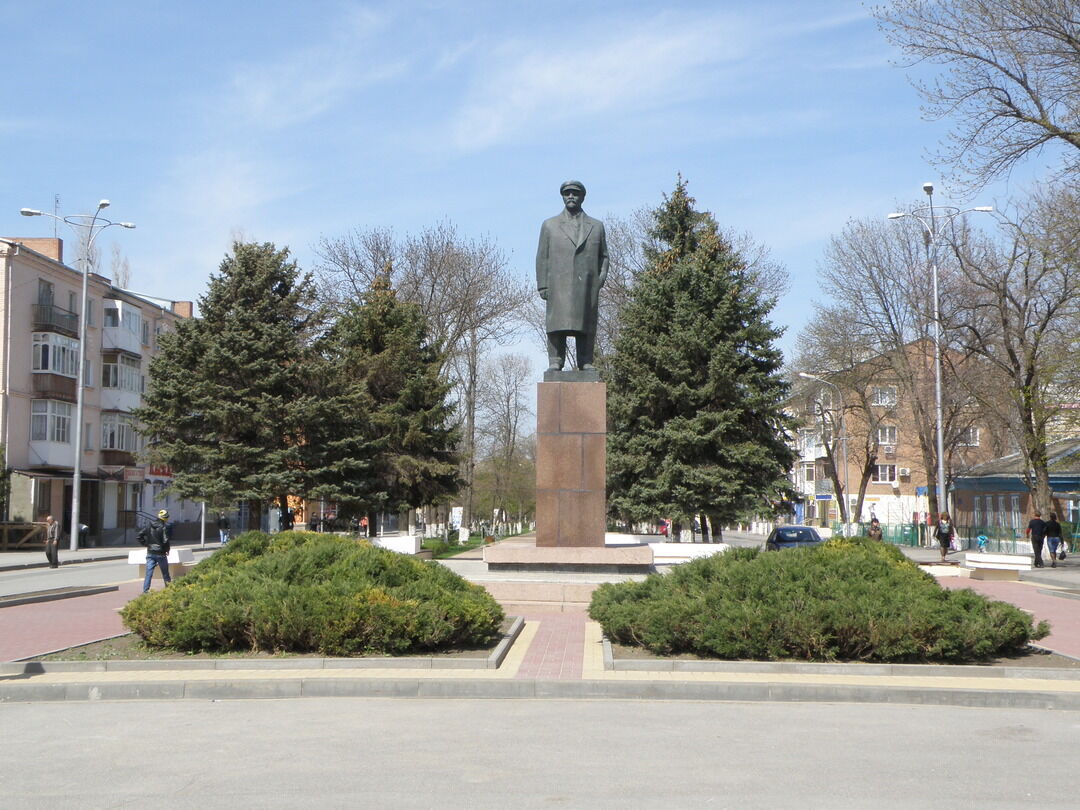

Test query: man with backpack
[138,509,173,593]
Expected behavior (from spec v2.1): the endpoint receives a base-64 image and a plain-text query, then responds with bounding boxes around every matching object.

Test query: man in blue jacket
[138,509,173,593]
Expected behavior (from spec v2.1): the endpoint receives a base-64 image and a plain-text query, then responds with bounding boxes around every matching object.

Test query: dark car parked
[764,525,825,551]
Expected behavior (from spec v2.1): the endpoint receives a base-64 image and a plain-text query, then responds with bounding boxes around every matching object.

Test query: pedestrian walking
[44,515,60,568]
[1026,510,1048,567]
[138,509,173,593]
[1045,512,1064,569]
[217,512,230,545]
[309,514,320,533]
[934,512,955,562]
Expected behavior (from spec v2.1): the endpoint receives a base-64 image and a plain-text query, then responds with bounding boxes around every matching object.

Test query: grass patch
[121,531,504,656]
[589,536,1050,663]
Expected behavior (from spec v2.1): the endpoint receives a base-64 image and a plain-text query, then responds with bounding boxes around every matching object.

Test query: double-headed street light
[887,184,991,520]
[20,201,135,551]
[798,371,849,535]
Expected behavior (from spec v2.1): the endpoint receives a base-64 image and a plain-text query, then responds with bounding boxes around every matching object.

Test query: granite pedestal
[481,379,653,593]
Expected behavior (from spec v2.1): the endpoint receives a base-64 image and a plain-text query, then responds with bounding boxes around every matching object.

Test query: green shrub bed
[589,537,1049,662]
[121,531,505,656]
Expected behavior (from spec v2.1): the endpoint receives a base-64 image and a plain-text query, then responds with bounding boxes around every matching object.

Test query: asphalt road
[4,699,1078,808]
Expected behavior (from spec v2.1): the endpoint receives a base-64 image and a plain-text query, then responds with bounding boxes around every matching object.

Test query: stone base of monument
[483,542,653,574]
[475,538,653,612]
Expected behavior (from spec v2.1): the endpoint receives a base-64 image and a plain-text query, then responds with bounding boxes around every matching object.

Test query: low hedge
[121,531,504,656]
[589,536,1049,662]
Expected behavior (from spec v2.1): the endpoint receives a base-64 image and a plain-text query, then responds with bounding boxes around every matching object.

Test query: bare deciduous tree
[313,221,532,530]
[874,0,1080,190]
[801,213,989,518]
[111,243,131,288]
[474,352,535,531]
[953,185,1080,512]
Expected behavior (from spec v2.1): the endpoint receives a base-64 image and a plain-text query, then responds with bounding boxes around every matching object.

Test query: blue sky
[0,1,1049,368]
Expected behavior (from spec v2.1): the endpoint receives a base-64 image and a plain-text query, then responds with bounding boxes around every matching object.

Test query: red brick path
[0,582,148,661]
[514,612,588,679]
[939,578,1080,658]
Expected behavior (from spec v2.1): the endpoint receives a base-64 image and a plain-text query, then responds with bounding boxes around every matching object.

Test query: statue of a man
[536,180,609,372]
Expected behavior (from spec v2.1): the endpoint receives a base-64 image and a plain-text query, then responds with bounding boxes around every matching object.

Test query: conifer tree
[312,273,461,532]
[138,242,320,528]
[606,180,796,539]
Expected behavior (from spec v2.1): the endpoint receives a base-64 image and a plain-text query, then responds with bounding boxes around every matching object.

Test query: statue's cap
[560,180,586,194]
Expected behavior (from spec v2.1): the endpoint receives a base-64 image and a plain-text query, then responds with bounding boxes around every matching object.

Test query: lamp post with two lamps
[798,371,849,536]
[887,184,991,521]
[20,201,135,551]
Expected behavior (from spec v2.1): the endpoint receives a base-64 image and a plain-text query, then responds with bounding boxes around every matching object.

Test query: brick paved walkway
[513,612,589,679]
[938,578,1080,658]
[0,581,162,662]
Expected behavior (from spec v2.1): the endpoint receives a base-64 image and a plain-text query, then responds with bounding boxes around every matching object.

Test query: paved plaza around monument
[2,536,1080,709]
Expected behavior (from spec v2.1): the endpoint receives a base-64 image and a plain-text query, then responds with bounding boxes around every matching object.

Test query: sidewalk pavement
[0,540,222,572]
[2,537,1079,707]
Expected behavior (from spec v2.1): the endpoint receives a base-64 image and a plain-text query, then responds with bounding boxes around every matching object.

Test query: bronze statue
[536,180,608,372]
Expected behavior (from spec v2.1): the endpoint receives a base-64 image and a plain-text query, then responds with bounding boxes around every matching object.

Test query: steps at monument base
[479,580,599,613]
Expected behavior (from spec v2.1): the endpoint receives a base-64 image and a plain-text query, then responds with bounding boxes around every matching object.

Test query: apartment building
[793,345,1003,528]
[0,237,194,543]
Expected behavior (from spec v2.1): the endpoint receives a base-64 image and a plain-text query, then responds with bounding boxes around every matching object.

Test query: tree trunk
[708,514,723,543]
[700,514,711,543]
[246,499,262,532]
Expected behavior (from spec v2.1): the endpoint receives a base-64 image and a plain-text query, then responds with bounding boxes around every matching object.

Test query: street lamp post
[887,185,991,521]
[798,372,849,535]
[20,201,135,551]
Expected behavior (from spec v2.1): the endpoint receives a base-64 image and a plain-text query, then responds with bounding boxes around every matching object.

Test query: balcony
[33,304,79,337]
[102,327,142,357]
[32,373,77,403]
[101,449,136,467]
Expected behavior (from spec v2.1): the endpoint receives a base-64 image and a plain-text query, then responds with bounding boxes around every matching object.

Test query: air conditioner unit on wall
[898,467,911,477]
[882,445,896,457]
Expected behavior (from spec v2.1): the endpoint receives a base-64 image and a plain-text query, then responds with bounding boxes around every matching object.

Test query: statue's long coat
[536,210,609,335]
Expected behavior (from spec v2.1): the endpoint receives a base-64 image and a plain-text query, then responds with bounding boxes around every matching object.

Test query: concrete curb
[0,585,119,609]
[606,656,1080,681]
[3,676,1080,709]
[2,616,525,675]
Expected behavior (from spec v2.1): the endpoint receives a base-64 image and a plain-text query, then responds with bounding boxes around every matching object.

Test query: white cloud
[446,12,757,150]
[221,8,405,130]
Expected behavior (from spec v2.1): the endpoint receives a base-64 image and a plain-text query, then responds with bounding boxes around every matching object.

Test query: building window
[872,465,897,483]
[871,386,897,407]
[803,463,815,483]
[31,332,80,378]
[958,427,980,446]
[122,308,141,337]
[974,496,984,526]
[103,305,120,328]
[68,291,77,313]
[37,279,54,307]
[798,428,819,452]
[86,300,95,327]
[30,399,72,443]
[102,412,139,452]
[1010,495,1021,530]
[997,496,1006,528]
[102,354,141,392]
[876,426,897,445]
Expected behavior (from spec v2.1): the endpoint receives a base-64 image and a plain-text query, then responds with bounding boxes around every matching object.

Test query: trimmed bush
[121,531,504,656]
[589,536,1049,662]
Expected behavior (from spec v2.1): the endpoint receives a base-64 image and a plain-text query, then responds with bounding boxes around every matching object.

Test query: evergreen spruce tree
[138,242,321,528]
[606,180,796,538]
[312,272,461,533]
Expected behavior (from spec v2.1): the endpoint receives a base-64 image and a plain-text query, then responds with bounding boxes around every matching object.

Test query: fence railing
[832,521,1077,554]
